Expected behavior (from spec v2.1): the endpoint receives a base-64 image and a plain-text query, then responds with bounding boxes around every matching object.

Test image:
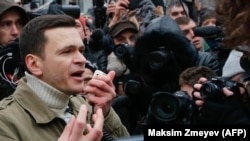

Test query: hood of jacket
[133,15,198,91]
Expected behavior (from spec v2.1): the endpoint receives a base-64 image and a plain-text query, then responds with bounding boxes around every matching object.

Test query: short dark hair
[179,66,217,86]
[175,16,191,25]
[167,1,189,15]
[19,14,77,70]
[199,7,216,26]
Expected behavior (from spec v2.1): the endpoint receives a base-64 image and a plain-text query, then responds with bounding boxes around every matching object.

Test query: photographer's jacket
[0,77,129,140]
[196,51,221,76]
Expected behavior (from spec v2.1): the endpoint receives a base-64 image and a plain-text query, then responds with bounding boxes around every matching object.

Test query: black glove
[193,94,250,124]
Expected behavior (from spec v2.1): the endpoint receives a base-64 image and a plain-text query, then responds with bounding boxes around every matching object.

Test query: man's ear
[25,54,42,76]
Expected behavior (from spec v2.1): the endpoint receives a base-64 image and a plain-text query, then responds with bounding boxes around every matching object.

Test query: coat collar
[13,77,85,124]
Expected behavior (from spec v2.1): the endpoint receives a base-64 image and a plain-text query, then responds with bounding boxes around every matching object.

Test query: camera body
[145,91,193,125]
[93,0,106,28]
[60,5,80,19]
[31,2,80,19]
[114,43,134,59]
[200,77,243,101]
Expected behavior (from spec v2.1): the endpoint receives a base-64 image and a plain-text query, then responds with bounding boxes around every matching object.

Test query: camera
[30,1,80,19]
[93,0,107,28]
[193,26,225,51]
[114,43,134,59]
[124,80,142,97]
[145,91,193,125]
[147,47,171,71]
[60,5,80,19]
[200,77,244,101]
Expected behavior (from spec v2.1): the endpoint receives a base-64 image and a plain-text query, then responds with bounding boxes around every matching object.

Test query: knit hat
[109,20,139,37]
[78,16,86,27]
[0,0,28,23]
[222,49,245,78]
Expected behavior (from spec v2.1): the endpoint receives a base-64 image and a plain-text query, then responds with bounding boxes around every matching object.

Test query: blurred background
[22,0,216,14]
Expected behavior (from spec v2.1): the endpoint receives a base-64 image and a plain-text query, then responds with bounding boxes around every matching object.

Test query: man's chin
[75,86,85,94]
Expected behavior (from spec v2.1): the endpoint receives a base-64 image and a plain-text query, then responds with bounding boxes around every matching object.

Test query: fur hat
[133,15,198,90]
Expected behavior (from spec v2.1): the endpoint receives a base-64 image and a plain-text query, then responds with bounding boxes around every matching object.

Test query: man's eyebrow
[59,44,85,51]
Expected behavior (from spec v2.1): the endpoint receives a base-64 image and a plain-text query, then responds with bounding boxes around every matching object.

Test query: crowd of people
[0,0,250,140]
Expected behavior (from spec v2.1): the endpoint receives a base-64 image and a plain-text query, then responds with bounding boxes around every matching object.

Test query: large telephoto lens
[148,51,168,70]
[147,92,180,124]
[146,91,193,125]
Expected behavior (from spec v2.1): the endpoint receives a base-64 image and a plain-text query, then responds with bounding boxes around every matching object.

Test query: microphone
[88,28,112,53]
[193,26,223,38]
[88,28,105,50]
[91,28,104,41]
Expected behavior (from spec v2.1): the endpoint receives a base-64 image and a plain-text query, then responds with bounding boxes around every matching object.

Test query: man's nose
[10,24,19,36]
[190,30,195,37]
[126,40,134,47]
[76,52,86,64]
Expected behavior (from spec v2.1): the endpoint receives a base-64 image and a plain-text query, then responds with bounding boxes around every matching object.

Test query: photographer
[106,0,158,95]
[107,19,140,95]
[0,0,29,100]
[191,0,250,125]
[179,66,217,98]
[105,0,142,95]
[120,15,199,133]
[175,16,221,76]
[192,77,250,124]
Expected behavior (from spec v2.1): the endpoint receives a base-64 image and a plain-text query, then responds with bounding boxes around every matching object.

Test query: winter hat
[109,20,139,37]
[222,49,245,78]
[133,15,198,90]
[79,16,86,27]
[0,0,28,23]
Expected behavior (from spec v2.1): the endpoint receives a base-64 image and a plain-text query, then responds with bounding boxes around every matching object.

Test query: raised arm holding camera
[192,77,250,124]
[191,0,250,125]
[107,0,130,28]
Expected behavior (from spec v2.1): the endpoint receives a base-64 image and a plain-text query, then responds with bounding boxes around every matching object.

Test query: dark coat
[197,51,221,76]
